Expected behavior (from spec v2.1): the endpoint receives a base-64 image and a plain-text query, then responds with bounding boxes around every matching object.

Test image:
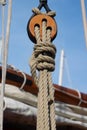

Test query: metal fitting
[0,0,6,5]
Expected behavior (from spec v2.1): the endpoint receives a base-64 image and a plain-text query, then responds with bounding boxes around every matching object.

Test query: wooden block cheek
[28,14,57,42]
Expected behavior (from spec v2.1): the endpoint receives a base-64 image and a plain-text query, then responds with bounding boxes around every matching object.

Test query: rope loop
[34,43,56,71]
[29,53,38,85]
[29,5,57,129]
[34,43,56,58]
[32,8,56,17]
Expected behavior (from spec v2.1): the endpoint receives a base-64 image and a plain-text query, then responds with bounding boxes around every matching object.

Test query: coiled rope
[30,8,56,130]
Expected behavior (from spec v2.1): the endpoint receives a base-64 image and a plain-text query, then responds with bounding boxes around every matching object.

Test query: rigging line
[0,6,2,36]
[6,64,27,90]
[65,55,72,88]
[55,87,87,105]
[18,70,27,90]
[1,1,12,130]
[0,4,5,130]
[4,0,12,67]
[81,0,87,48]
[58,49,72,88]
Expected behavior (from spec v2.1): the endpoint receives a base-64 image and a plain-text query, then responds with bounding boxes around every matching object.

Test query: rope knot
[29,9,57,129]
[34,42,56,71]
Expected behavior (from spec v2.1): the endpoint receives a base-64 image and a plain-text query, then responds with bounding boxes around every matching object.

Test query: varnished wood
[0,66,87,108]
[27,14,57,42]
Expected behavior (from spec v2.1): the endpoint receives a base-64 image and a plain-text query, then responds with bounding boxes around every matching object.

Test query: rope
[32,8,56,17]
[19,71,27,90]
[0,1,12,130]
[76,89,82,106]
[3,99,6,111]
[30,9,56,130]
[0,4,5,130]
[7,64,27,90]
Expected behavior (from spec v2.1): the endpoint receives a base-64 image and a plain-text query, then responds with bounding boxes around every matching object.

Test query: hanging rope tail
[29,7,57,130]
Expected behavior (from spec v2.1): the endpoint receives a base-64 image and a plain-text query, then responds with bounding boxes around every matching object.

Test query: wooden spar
[0,66,87,108]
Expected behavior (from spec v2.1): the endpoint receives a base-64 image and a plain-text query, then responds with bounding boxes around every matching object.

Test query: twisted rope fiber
[0,1,12,130]
[30,9,56,130]
[47,29,56,130]
[35,26,45,130]
[41,20,50,130]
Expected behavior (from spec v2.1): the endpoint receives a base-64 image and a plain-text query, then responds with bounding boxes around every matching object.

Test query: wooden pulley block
[27,14,57,43]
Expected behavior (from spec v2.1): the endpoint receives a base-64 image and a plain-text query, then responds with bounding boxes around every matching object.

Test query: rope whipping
[29,8,57,130]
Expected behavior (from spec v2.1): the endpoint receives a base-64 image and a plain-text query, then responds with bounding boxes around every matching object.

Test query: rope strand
[29,9,56,130]
[0,1,12,130]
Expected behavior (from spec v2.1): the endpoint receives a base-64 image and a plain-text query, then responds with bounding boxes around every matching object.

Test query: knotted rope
[30,8,56,130]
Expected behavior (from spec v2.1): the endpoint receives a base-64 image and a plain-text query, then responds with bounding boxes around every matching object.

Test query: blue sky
[0,0,87,93]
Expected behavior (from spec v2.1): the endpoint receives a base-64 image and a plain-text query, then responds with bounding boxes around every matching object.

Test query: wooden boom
[0,66,87,108]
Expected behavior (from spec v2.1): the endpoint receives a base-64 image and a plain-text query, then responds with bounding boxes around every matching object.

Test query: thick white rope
[47,29,56,130]
[19,71,27,90]
[41,20,50,130]
[0,4,5,130]
[34,24,47,130]
[0,1,12,130]
[6,64,27,90]
[30,9,56,130]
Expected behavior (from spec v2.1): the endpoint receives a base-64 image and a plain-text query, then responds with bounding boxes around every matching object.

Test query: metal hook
[38,0,51,12]
[39,0,47,3]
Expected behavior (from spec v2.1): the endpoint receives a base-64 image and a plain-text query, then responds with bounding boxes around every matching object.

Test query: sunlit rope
[7,64,27,90]
[3,99,6,111]
[30,8,56,130]
[0,4,5,130]
[75,89,82,106]
[18,71,27,90]
[64,54,85,106]
[1,1,12,130]
[56,87,87,105]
